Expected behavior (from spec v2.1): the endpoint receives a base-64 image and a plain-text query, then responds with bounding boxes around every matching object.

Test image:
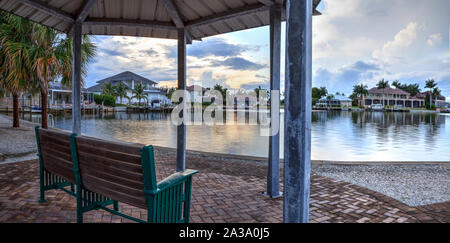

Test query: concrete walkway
[0,114,38,163]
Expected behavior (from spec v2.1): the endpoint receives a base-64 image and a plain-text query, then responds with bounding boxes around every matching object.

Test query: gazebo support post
[266,3,282,198]
[283,0,313,223]
[72,22,82,135]
[176,28,187,172]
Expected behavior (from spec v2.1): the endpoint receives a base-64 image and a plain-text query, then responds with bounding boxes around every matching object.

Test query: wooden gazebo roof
[0,0,321,42]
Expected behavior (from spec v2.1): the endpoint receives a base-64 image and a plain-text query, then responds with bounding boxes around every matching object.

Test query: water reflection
[23,110,449,162]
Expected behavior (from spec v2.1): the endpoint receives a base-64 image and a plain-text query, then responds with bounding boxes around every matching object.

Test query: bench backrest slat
[74,136,147,209]
[38,128,75,184]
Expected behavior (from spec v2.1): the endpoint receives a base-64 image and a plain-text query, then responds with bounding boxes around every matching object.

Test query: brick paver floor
[0,147,448,223]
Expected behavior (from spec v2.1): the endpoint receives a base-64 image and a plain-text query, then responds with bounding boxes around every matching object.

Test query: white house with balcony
[87,71,170,106]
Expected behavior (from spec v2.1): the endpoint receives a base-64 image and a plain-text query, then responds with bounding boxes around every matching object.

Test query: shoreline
[0,113,449,165]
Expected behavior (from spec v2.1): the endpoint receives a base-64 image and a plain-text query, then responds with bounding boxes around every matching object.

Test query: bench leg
[39,189,46,203]
[76,208,83,223]
[39,176,46,203]
[39,165,46,203]
[70,184,75,194]
[113,201,119,211]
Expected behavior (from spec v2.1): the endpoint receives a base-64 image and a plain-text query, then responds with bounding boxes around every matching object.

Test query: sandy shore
[0,113,448,207]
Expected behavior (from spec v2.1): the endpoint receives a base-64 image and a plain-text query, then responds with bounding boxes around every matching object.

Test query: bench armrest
[156,169,198,192]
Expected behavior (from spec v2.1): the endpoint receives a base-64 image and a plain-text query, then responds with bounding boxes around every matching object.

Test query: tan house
[361,87,425,108]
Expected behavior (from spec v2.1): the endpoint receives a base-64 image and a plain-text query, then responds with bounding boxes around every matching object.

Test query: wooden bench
[35,127,118,209]
[35,127,198,223]
[69,134,198,223]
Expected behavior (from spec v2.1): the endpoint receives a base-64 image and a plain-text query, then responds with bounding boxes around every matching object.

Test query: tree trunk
[429,91,432,109]
[12,93,20,128]
[41,90,48,129]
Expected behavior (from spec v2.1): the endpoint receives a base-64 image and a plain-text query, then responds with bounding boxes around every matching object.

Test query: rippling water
[24,110,450,161]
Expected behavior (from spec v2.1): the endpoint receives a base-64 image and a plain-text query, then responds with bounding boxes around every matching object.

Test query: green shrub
[94,94,116,107]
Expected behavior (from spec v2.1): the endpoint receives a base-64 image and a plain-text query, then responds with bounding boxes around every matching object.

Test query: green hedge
[94,94,116,107]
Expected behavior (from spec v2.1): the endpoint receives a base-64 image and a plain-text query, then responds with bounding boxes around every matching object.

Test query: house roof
[0,0,321,41]
[87,71,157,92]
[186,85,206,92]
[49,81,88,91]
[368,87,410,96]
[96,71,157,85]
[86,83,102,92]
[414,91,446,101]
[320,95,352,102]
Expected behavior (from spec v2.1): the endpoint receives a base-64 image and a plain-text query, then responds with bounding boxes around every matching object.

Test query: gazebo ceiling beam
[161,0,193,44]
[15,0,74,23]
[75,0,96,23]
[257,0,275,5]
[83,18,177,30]
[186,3,269,28]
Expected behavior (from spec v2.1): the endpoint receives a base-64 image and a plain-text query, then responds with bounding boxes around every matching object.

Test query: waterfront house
[186,85,206,104]
[318,95,352,109]
[49,82,95,108]
[87,71,170,106]
[414,91,448,108]
[0,82,95,111]
[361,87,425,108]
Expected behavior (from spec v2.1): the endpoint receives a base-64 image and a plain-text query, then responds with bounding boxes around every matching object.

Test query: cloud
[372,22,424,62]
[165,38,261,59]
[84,0,450,100]
[211,57,267,71]
[427,33,443,47]
[313,61,384,92]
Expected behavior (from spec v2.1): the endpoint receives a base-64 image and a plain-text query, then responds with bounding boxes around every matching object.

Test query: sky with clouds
[85,0,450,101]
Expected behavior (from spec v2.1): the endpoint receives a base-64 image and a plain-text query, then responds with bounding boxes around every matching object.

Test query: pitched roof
[415,91,446,101]
[368,87,410,95]
[0,0,322,41]
[86,83,103,93]
[186,85,206,92]
[320,95,352,102]
[96,71,157,85]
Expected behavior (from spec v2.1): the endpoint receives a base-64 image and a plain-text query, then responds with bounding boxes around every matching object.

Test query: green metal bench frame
[69,134,198,223]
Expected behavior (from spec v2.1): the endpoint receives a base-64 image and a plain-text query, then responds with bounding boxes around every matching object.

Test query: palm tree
[213,84,228,106]
[0,13,34,128]
[425,79,437,108]
[432,87,441,107]
[392,80,402,89]
[56,35,96,88]
[131,83,148,106]
[326,94,335,109]
[1,13,96,129]
[166,87,176,100]
[114,82,129,104]
[353,84,369,107]
[101,82,115,96]
[376,79,390,107]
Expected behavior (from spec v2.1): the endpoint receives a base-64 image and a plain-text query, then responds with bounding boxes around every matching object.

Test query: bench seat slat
[76,136,142,159]
[82,166,144,191]
[82,175,146,209]
[77,152,143,182]
[42,146,72,163]
[76,143,142,165]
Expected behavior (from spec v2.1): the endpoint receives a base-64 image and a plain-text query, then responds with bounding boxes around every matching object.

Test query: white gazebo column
[176,28,187,172]
[267,3,282,198]
[284,0,313,223]
[72,22,82,135]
